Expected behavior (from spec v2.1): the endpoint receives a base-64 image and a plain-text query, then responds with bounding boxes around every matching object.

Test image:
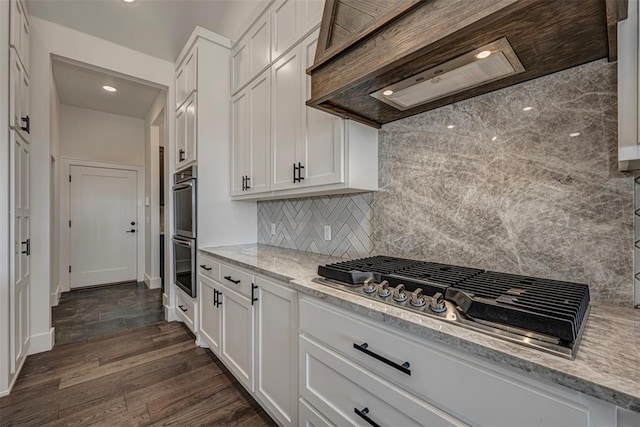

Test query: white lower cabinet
[198,274,221,354]
[254,277,298,426]
[220,286,255,392]
[175,287,197,333]
[299,398,334,427]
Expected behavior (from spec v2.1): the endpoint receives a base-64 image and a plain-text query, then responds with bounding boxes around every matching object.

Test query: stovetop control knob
[392,284,407,302]
[376,281,391,298]
[410,288,426,307]
[430,292,446,313]
[362,278,376,294]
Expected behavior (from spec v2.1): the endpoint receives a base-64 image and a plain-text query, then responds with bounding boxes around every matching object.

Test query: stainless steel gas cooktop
[315,256,591,359]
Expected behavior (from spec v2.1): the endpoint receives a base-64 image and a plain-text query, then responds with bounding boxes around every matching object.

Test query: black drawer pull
[200,264,212,271]
[354,407,380,427]
[178,305,188,313]
[251,283,258,305]
[224,275,241,284]
[353,342,411,376]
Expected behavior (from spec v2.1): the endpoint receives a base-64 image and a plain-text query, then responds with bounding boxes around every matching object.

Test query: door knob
[131,221,136,226]
[126,229,136,233]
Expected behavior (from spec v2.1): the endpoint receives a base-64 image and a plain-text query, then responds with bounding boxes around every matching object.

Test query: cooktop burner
[315,256,590,359]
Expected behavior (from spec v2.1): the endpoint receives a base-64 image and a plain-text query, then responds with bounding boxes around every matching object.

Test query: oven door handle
[172,181,194,192]
[172,236,193,248]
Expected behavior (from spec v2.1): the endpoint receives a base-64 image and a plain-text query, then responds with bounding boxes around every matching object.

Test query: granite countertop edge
[199,245,640,412]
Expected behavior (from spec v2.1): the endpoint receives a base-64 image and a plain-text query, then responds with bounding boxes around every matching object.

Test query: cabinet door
[246,70,271,195]
[10,131,30,374]
[175,66,185,109]
[271,0,298,61]
[175,104,186,169]
[221,287,254,391]
[271,47,302,191]
[199,275,221,355]
[184,47,197,100]
[231,89,250,196]
[232,36,249,94]
[300,30,343,187]
[10,0,29,75]
[184,93,197,165]
[255,277,297,426]
[250,12,271,78]
[297,0,324,38]
[10,50,29,141]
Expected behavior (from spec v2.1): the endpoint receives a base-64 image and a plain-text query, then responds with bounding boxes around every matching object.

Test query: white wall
[59,104,145,165]
[29,16,175,356]
[144,91,166,289]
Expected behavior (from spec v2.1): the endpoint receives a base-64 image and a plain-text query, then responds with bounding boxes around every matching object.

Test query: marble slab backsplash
[375,59,634,306]
[257,193,374,258]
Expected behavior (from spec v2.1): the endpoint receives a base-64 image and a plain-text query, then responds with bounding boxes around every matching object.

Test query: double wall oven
[172,166,197,297]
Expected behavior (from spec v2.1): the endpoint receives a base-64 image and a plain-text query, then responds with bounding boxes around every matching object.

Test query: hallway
[0,322,276,426]
[52,282,163,345]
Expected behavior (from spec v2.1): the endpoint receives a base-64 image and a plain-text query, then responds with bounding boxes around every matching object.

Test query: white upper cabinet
[231,90,250,195]
[175,46,197,109]
[271,0,324,62]
[10,0,29,76]
[175,92,196,169]
[232,10,271,95]
[9,50,30,143]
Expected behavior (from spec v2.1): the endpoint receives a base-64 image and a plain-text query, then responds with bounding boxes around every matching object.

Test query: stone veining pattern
[375,59,634,306]
[199,244,640,412]
[257,193,374,258]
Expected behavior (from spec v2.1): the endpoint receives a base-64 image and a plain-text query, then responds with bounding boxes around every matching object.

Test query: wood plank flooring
[0,322,276,426]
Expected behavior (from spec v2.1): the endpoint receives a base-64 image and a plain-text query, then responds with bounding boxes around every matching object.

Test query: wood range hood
[306,0,628,129]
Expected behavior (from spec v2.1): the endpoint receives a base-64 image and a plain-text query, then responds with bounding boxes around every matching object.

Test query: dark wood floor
[0,322,276,426]
[52,282,164,345]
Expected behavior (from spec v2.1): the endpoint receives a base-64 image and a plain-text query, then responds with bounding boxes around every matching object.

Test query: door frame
[59,157,144,292]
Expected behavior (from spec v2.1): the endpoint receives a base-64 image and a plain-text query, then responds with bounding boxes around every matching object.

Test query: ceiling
[27,0,264,62]
[52,59,164,119]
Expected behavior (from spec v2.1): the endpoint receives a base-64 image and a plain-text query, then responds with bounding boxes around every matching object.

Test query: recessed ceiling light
[522,106,533,111]
[476,50,491,59]
[122,0,135,3]
[383,90,394,96]
[569,132,581,137]
[492,136,498,141]
[102,85,117,92]
[447,125,455,129]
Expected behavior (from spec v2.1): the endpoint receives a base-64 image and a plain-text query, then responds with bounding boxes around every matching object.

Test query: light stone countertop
[199,244,640,412]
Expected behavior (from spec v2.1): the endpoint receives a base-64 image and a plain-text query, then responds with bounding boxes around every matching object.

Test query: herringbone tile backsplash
[257,193,374,258]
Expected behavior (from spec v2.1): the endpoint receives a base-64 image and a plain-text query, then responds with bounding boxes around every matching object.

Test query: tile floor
[52,282,163,345]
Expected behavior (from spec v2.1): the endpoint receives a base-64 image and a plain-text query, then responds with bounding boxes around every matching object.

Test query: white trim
[27,328,55,355]
[50,280,62,307]
[175,26,232,66]
[144,273,162,289]
[59,158,145,292]
[0,353,27,398]
[231,0,275,49]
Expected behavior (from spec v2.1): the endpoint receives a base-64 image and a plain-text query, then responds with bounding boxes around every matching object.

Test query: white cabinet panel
[221,287,254,392]
[175,287,196,332]
[250,13,271,78]
[231,90,250,195]
[297,0,324,39]
[232,37,249,94]
[175,104,186,168]
[271,0,298,61]
[247,71,271,195]
[300,336,465,427]
[300,30,343,187]
[175,46,197,109]
[271,47,301,191]
[10,0,29,75]
[184,93,197,165]
[10,50,30,142]
[199,275,221,355]
[299,398,334,427]
[255,277,297,426]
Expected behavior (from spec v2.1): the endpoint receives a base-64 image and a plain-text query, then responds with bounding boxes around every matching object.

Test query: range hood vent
[370,38,524,111]
[306,0,627,128]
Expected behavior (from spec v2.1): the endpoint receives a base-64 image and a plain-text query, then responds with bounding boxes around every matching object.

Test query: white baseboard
[28,328,55,355]
[0,354,28,397]
[50,281,62,306]
[166,305,177,322]
[144,273,162,289]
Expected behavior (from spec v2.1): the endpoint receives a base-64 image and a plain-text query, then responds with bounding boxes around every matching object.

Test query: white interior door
[69,165,138,288]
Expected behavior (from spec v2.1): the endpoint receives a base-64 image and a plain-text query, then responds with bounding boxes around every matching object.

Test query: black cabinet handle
[224,275,241,285]
[353,342,411,376]
[21,116,30,134]
[178,305,188,313]
[245,176,250,190]
[297,162,305,181]
[213,289,218,306]
[126,229,136,233]
[21,239,30,256]
[242,175,245,191]
[215,290,222,307]
[179,149,185,162]
[200,264,212,271]
[251,283,258,306]
[292,163,297,183]
[354,407,380,427]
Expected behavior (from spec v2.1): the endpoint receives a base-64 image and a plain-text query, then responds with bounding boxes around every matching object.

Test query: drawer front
[219,263,253,298]
[198,254,220,281]
[300,336,464,427]
[300,297,590,427]
[299,398,334,427]
[175,288,196,332]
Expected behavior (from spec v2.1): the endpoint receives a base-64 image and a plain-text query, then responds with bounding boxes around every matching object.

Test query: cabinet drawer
[300,297,590,427]
[300,336,465,427]
[299,398,334,427]
[219,263,253,298]
[198,255,219,281]
[175,288,196,332]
